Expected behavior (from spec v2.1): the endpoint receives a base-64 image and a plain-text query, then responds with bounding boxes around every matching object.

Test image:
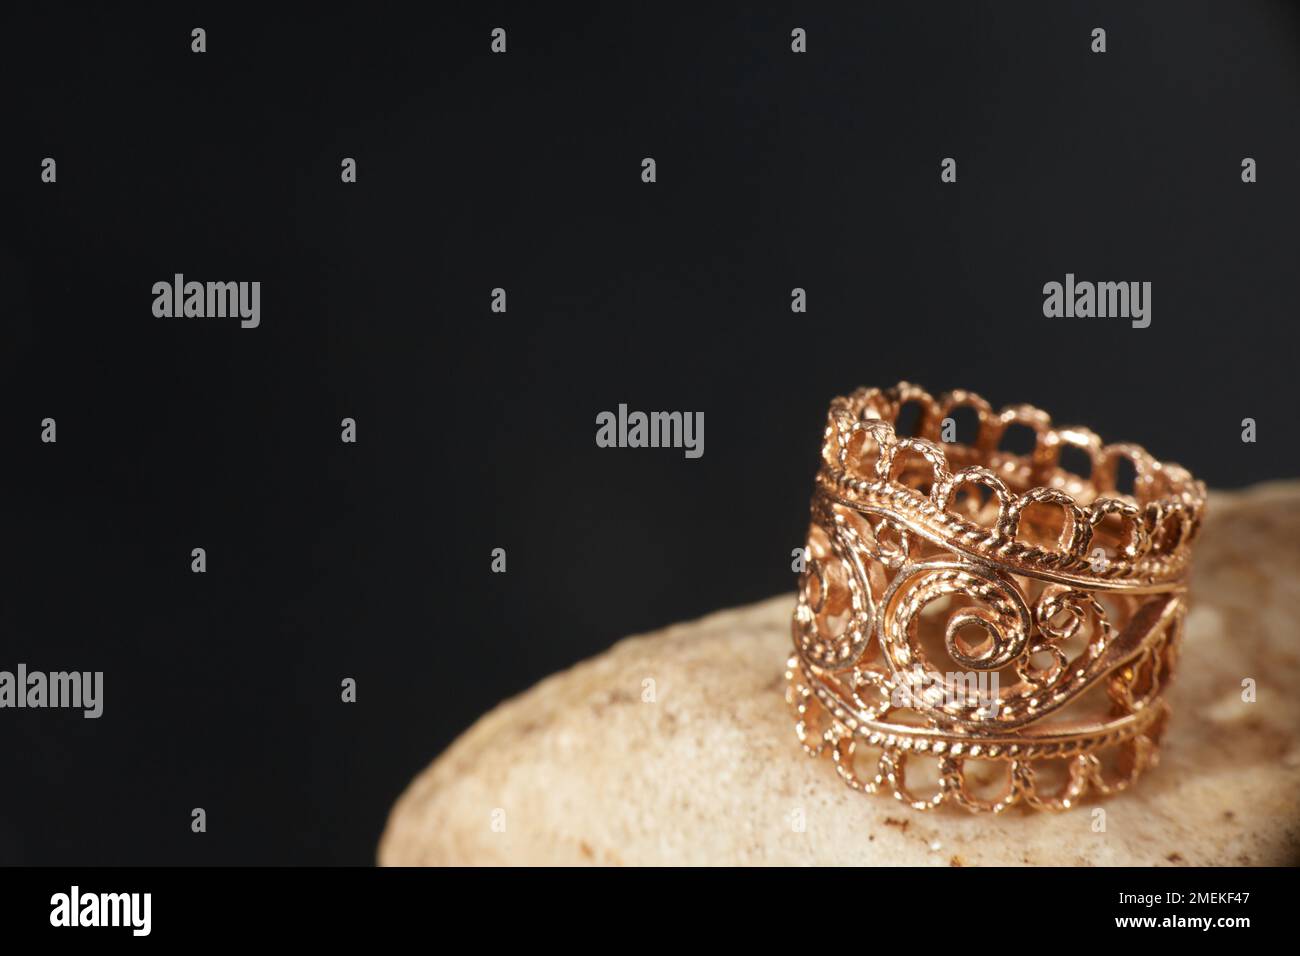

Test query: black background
[1,3,1297,865]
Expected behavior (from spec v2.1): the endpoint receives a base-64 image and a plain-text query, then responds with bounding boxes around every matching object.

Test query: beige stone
[379,482,1300,866]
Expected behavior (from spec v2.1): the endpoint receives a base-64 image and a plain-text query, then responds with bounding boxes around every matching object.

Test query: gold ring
[787,382,1206,812]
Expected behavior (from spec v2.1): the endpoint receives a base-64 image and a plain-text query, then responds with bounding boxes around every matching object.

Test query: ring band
[787,383,1206,812]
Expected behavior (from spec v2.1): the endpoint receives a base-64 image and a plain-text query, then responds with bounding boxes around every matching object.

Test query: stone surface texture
[380,482,1300,866]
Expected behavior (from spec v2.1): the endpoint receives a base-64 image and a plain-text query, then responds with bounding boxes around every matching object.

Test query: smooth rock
[380,482,1300,865]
